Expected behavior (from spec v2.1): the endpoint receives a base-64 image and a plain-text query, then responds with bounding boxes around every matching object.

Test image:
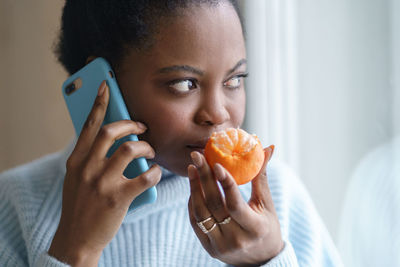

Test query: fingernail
[98,80,106,96]
[187,164,197,180]
[136,121,147,130]
[190,152,203,168]
[269,145,275,161]
[213,163,226,181]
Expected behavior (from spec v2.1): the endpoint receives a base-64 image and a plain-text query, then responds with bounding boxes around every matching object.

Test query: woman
[0,0,342,266]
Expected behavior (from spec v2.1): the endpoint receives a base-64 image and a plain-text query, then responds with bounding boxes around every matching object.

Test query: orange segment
[204,128,265,185]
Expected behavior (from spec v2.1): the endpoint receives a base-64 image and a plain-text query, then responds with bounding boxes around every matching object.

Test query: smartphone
[62,57,157,213]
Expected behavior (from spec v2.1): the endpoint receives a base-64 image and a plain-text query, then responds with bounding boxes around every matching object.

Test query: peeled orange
[204,128,265,185]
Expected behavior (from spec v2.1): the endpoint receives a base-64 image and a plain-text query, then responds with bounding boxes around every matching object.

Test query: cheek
[228,90,246,127]
[149,108,187,137]
[138,101,191,151]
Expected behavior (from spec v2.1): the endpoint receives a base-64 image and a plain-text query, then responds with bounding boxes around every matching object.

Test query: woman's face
[117,2,246,176]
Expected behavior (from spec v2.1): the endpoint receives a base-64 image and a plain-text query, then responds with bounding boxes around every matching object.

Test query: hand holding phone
[50,80,162,265]
[62,58,157,212]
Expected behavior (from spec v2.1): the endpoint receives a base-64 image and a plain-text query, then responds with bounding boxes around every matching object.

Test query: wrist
[49,231,102,267]
[236,239,285,267]
[48,244,101,267]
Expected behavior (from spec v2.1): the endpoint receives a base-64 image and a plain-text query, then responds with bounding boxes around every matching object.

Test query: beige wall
[0,1,74,172]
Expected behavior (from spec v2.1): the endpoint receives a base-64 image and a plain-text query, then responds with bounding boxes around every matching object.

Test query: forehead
[123,3,246,72]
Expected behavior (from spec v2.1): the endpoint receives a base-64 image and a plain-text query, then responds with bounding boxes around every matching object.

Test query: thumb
[250,145,275,211]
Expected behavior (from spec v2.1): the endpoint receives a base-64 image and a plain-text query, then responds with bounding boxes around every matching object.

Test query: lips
[186,137,210,153]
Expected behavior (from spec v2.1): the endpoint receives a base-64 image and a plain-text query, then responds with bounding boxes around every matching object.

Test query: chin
[153,156,189,177]
[169,162,190,177]
[173,168,188,177]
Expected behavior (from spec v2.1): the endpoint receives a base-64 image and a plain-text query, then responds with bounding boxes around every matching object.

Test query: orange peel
[204,128,265,185]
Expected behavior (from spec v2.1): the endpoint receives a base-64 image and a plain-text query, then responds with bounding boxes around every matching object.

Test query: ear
[86,56,97,64]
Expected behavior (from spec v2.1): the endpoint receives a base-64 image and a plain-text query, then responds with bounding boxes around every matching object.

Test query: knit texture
[0,142,343,266]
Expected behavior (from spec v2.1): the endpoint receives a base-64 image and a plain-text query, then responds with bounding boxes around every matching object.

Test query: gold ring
[197,216,217,234]
[218,216,231,225]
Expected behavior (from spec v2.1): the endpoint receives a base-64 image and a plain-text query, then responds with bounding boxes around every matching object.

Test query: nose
[194,89,230,126]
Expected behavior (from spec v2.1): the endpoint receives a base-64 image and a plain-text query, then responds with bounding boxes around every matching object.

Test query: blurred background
[240,0,399,265]
[1,0,399,265]
[0,0,72,172]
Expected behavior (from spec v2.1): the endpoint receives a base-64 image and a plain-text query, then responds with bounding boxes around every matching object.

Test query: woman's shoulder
[0,149,66,191]
[0,145,72,266]
[239,159,308,201]
[0,143,71,218]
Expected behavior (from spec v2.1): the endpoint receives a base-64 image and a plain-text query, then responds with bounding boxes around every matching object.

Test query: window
[240,1,399,264]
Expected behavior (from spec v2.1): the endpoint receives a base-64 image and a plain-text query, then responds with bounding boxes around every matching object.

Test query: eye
[223,73,248,89]
[224,77,241,88]
[168,79,197,93]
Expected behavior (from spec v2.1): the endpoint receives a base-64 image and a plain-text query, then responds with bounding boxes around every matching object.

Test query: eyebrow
[156,58,247,77]
[226,58,247,76]
[157,65,204,76]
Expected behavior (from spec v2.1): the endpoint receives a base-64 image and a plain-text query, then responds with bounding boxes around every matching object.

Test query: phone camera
[65,83,76,95]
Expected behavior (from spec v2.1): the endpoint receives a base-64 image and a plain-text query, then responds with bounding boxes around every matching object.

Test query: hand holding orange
[188,128,281,266]
[204,128,265,185]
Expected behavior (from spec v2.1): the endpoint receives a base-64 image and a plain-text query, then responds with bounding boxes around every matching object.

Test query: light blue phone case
[62,57,157,213]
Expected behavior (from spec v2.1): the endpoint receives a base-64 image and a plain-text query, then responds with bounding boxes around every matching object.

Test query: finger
[190,152,228,223]
[72,80,108,158]
[250,145,276,212]
[188,164,211,221]
[102,141,155,178]
[213,163,257,230]
[188,197,214,254]
[87,120,147,163]
[188,164,222,242]
[121,164,162,200]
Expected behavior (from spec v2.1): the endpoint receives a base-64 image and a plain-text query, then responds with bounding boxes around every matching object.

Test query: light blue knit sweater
[0,142,343,266]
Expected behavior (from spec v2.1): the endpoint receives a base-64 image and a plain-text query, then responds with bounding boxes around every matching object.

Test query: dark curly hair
[54,0,243,75]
